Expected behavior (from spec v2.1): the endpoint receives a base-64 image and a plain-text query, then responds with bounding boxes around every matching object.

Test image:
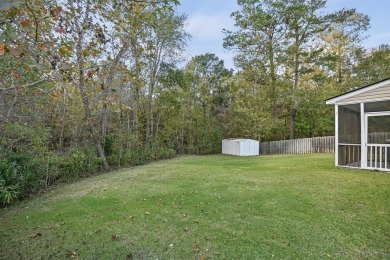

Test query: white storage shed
[222,139,259,156]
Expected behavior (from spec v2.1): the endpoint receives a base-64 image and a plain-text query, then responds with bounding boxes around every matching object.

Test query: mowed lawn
[1,154,389,259]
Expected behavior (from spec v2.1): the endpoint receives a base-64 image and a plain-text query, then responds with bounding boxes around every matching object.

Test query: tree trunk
[290,32,300,140]
[73,1,109,171]
[58,86,66,149]
[130,38,141,135]
[78,72,109,171]
[269,40,278,120]
[101,41,129,142]
[337,59,342,84]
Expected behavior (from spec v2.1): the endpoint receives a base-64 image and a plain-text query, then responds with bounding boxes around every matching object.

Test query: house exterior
[326,78,390,172]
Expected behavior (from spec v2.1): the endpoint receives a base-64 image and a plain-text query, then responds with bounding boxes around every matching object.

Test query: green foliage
[0,124,51,204]
[0,161,20,205]
[104,136,114,156]
[0,159,44,205]
[58,147,102,179]
[1,123,49,155]
[199,127,223,154]
[106,133,144,166]
[0,124,103,205]
[354,46,390,83]
[294,82,336,138]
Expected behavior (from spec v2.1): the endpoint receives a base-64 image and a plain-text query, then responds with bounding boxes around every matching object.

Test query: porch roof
[326,78,390,105]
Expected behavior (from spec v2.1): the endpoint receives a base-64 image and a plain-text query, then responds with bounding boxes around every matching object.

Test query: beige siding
[340,84,390,104]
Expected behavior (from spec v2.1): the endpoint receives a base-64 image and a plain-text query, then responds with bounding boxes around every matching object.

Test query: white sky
[176,0,390,71]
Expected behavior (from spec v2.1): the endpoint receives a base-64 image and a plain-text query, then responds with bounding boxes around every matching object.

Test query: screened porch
[326,79,390,172]
[337,101,390,171]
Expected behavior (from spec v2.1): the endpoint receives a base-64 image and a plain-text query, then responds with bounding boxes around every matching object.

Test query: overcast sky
[176,0,390,70]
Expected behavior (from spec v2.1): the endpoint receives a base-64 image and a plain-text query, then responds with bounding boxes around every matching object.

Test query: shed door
[365,112,390,171]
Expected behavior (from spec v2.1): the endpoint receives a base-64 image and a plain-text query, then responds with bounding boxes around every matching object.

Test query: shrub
[104,136,114,156]
[156,147,176,159]
[0,161,21,205]
[106,133,151,167]
[0,123,53,205]
[58,147,101,178]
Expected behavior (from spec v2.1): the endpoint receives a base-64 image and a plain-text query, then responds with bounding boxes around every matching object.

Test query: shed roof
[223,138,258,142]
[325,78,390,105]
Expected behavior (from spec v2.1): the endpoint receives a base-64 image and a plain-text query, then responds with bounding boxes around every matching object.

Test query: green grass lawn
[1,154,389,259]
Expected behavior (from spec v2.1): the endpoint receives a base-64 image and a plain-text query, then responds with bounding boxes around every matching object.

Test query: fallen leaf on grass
[67,251,78,259]
[144,211,150,215]
[0,43,6,56]
[194,241,200,253]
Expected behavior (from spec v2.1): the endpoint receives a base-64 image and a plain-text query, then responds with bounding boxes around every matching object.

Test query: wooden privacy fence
[259,136,335,155]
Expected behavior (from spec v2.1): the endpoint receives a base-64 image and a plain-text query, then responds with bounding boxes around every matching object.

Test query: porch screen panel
[338,104,361,167]
[367,115,390,144]
[367,115,390,170]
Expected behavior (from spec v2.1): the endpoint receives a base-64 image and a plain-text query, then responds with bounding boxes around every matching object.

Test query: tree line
[0,0,389,205]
